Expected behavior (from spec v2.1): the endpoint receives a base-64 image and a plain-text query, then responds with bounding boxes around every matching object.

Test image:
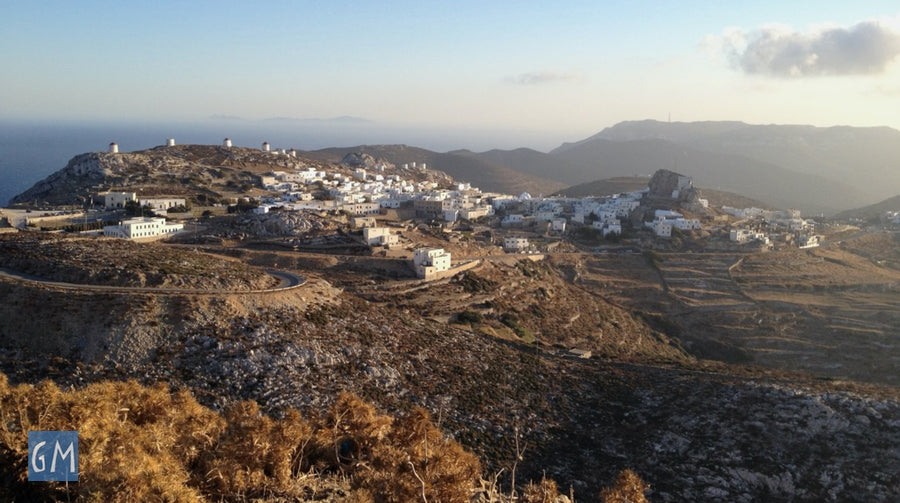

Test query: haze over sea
[0,119,565,206]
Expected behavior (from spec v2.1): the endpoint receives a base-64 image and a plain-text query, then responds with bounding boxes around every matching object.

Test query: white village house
[412,248,451,279]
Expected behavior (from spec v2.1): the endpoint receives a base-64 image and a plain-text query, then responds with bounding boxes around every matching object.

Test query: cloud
[506,71,584,86]
[712,20,900,77]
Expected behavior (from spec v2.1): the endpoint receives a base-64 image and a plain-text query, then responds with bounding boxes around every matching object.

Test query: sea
[0,119,564,206]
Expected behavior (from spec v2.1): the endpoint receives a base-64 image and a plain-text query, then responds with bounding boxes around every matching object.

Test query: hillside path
[0,267,304,295]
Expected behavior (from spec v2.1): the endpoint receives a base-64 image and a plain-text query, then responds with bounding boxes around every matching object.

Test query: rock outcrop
[647,169,692,199]
[339,152,394,171]
[11,153,111,205]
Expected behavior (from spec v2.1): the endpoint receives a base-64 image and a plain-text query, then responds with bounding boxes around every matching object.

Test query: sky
[2,1,900,150]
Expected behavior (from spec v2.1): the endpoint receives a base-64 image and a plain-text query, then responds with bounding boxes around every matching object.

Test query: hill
[11,120,897,216]
[9,144,452,207]
[1,234,899,500]
[301,145,567,196]
[547,136,864,214]
[558,120,900,213]
[554,176,649,197]
[555,176,772,209]
[834,194,900,221]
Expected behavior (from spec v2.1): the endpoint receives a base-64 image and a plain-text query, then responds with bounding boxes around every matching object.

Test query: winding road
[0,267,305,295]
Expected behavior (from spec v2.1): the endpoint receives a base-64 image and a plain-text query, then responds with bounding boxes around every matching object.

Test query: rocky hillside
[0,234,277,290]
[302,145,568,197]
[9,144,454,207]
[834,194,900,221]
[558,177,771,209]
[1,236,898,500]
[351,257,690,362]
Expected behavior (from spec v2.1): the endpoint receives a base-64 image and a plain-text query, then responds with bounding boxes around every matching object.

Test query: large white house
[412,248,451,279]
[103,217,183,240]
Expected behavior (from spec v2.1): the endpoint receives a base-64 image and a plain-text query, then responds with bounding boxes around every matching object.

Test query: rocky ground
[1,237,898,500]
[562,237,900,387]
[0,233,277,290]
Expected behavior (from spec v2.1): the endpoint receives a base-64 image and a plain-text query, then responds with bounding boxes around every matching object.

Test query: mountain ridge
[835,194,900,220]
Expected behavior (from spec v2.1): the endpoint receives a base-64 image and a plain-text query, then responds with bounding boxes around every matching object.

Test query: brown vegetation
[0,373,649,502]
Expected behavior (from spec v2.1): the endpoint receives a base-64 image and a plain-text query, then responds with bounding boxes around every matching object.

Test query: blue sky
[3,1,900,148]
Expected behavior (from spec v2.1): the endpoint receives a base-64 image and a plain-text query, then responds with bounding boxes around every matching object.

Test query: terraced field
[566,233,900,386]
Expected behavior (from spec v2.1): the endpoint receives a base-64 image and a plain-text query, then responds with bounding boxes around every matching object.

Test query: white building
[491,195,516,209]
[280,169,319,183]
[671,175,692,198]
[603,223,622,237]
[730,229,769,245]
[353,216,378,228]
[654,209,683,220]
[501,214,525,226]
[460,206,492,220]
[652,220,672,238]
[104,192,137,209]
[102,217,183,240]
[672,218,701,230]
[342,202,380,216]
[379,199,404,209]
[504,236,530,252]
[413,248,452,279]
[363,227,399,246]
[551,218,567,232]
[798,235,820,249]
[139,197,186,211]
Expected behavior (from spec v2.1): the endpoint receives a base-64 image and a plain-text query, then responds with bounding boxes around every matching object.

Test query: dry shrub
[0,378,222,502]
[355,406,481,502]
[600,468,650,503]
[340,487,376,502]
[0,374,485,501]
[314,392,394,470]
[199,400,314,498]
[1,371,643,502]
[521,475,560,502]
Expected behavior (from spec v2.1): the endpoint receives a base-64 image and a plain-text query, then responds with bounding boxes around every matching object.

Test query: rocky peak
[648,169,692,198]
[339,152,394,171]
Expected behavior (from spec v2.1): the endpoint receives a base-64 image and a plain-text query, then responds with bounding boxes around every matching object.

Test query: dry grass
[0,375,480,501]
[0,373,648,501]
[599,469,650,503]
